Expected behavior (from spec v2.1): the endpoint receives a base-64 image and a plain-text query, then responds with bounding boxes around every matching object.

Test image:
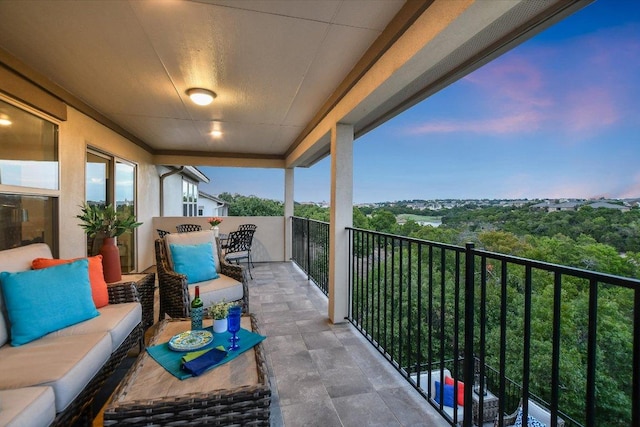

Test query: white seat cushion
[45,302,141,351]
[0,386,56,427]
[411,369,464,421]
[0,332,112,412]
[190,275,244,309]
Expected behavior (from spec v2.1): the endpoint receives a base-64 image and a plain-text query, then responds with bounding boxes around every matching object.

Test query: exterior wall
[198,198,225,217]
[153,216,285,262]
[58,107,159,270]
[158,165,185,217]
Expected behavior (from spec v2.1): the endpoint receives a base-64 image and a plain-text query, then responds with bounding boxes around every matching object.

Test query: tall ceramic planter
[100,237,122,283]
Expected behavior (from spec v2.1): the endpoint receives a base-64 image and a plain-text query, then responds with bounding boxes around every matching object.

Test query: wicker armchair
[155,237,248,321]
[494,398,565,427]
[176,224,202,233]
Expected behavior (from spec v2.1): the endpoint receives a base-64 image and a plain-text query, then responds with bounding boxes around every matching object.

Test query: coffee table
[103,315,270,426]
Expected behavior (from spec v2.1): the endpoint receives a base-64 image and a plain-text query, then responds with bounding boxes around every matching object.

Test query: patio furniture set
[412,368,563,426]
[0,224,264,426]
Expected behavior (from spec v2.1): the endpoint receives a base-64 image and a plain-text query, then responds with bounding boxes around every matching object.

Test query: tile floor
[248,262,450,427]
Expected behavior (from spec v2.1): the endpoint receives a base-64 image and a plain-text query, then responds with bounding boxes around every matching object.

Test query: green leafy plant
[209,300,233,320]
[77,203,142,238]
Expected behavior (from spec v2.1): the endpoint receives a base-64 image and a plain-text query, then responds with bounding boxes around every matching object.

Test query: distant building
[586,201,630,212]
[198,191,228,217]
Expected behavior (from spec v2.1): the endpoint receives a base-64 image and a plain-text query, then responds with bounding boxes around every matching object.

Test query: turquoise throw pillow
[0,258,99,346]
[434,381,455,407]
[170,242,218,284]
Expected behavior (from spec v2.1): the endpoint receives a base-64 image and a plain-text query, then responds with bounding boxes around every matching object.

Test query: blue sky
[200,1,640,204]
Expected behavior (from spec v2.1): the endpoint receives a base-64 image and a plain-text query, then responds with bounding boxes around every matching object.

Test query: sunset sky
[201,1,640,204]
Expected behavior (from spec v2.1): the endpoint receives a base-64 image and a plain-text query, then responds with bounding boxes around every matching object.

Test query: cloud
[407,112,542,135]
[402,23,639,139]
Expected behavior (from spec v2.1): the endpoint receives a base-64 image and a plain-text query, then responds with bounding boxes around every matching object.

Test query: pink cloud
[402,24,639,139]
[408,112,542,135]
[564,87,618,133]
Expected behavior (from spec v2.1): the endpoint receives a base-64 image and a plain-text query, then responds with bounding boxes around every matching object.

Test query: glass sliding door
[86,149,137,273]
[115,161,135,273]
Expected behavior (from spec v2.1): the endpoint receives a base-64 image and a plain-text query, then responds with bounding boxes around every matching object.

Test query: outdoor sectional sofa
[0,243,142,426]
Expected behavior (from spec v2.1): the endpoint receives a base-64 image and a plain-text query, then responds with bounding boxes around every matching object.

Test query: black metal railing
[346,227,640,427]
[291,216,329,295]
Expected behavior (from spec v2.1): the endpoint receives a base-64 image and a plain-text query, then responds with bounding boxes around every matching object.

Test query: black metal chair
[222,229,255,279]
[157,229,171,238]
[176,223,202,233]
[236,224,257,267]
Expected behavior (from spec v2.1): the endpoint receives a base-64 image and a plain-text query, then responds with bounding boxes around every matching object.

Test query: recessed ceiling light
[186,88,216,106]
[211,130,223,138]
[0,115,11,126]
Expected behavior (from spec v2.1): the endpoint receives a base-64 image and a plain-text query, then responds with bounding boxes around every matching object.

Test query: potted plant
[77,203,142,282]
[209,300,231,333]
[207,216,223,237]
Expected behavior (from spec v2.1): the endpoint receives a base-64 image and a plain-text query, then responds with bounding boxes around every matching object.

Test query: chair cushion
[31,255,109,308]
[165,230,220,273]
[190,274,244,309]
[45,302,141,352]
[0,259,99,346]
[0,243,53,347]
[0,386,56,427]
[169,242,219,284]
[0,332,112,412]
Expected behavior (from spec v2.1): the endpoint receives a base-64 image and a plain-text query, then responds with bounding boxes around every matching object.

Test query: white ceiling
[0,0,589,168]
[0,0,403,156]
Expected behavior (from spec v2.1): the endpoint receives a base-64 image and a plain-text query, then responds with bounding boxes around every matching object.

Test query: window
[86,149,137,273]
[182,179,198,216]
[0,98,59,253]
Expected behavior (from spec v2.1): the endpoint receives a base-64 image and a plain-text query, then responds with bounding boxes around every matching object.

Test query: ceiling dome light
[211,130,222,138]
[186,88,216,106]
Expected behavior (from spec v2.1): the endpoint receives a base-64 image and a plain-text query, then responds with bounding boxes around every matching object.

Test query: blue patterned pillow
[170,242,218,284]
[514,408,547,427]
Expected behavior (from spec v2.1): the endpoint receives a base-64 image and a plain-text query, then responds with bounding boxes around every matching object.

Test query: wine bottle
[191,285,203,330]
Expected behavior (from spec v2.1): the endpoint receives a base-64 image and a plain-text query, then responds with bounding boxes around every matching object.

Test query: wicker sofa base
[51,322,143,427]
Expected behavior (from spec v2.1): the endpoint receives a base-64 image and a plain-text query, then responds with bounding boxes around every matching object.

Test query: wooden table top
[109,317,259,404]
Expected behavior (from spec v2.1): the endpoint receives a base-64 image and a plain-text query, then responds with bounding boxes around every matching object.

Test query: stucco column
[284,167,294,261]
[329,123,353,324]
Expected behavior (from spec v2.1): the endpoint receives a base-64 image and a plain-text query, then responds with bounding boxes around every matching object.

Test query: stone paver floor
[249,262,450,427]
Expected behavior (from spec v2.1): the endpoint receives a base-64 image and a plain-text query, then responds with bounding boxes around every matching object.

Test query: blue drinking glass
[227,305,242,351]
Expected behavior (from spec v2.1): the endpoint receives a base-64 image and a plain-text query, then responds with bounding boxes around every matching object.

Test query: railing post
[306,217,311,280]
[463,243,475,427]
[633,286,640,427]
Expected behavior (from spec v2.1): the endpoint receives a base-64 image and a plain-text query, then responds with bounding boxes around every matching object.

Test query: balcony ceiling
[0,0,587,168]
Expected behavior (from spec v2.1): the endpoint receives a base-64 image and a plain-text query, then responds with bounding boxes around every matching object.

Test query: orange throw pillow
[445,376,465,406]
[32,255,109,308]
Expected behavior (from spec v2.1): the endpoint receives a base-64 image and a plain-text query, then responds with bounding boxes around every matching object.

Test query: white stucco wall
[153,216,285,262]
[157,165,185,217]
[58,107,159,271]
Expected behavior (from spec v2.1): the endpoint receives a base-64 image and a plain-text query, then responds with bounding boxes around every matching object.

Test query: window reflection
[0,100,58,189]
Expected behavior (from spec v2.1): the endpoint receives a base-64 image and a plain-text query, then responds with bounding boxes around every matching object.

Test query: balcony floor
[249,262,450,427]
[94,262,451,426]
